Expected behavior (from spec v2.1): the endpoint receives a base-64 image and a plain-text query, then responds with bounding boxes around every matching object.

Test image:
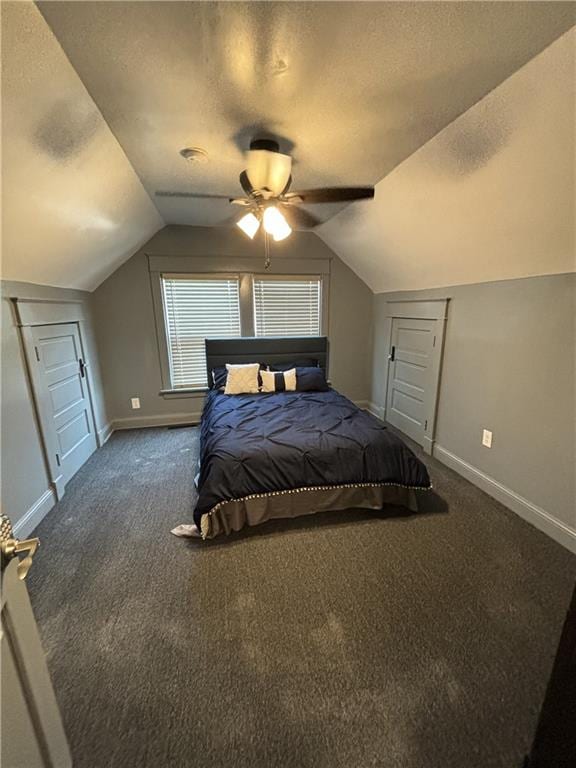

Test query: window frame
[151,269,328,396]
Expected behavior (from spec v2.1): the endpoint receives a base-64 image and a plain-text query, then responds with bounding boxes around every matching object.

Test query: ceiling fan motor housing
[249,138,281,153]
[246,139,292,195]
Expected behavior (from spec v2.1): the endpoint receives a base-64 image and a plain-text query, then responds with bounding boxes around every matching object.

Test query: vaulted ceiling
[319,27,576,292]
[1,1,163,290]
[1,2,574,291]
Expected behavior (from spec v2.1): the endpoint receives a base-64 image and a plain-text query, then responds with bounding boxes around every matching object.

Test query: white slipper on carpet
[171,524,201,538]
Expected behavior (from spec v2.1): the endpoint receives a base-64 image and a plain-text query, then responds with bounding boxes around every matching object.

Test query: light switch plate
[131,397,141,410]
[482,429,492,448]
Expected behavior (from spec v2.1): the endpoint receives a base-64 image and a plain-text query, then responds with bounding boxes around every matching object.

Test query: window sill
[159,388,208,399]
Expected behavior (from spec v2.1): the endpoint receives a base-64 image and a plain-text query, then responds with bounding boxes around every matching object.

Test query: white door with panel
[31,323,97,485]
[1,515,71,768]
[385,317,438,449]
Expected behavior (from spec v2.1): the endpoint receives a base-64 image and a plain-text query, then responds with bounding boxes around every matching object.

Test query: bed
[190,337,431,539]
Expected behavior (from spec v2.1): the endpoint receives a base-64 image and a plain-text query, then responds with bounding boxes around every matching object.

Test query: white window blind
[162,277,241,388]
[253,278,321,337]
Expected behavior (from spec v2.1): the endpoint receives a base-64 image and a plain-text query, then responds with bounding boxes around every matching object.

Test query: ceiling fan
[156,138,374,267]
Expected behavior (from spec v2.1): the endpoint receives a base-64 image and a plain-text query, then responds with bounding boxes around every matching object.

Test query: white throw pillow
[224,363,260,395]
[260,368,296,393]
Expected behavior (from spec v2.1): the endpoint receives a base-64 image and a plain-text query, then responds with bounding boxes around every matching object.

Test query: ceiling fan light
[263,206,292,241]
[236,212,260,239]
[246,149,292,196]
[272,225,292,242]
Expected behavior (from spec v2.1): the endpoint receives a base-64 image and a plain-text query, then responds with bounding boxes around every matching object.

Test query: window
[253,277,321,337]
[162,276,241,388]
[154,268,327,393]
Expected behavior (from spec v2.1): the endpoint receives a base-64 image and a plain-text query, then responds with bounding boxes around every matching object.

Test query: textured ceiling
[318,29,576,293]
[1,2,163,290]
[2,2,574,292]
[38,1,575,229]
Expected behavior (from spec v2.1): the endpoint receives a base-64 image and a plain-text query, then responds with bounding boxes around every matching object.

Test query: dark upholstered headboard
[205,337,328,380]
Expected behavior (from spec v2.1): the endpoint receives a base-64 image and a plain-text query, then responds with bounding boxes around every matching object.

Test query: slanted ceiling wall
[318,28,575,292]
[1,1,163,290]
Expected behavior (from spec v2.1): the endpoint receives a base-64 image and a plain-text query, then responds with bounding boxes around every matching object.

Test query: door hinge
[34,346,40,362]
[433,336,436,347]
[55,453,61,467]
[424,420,428,431]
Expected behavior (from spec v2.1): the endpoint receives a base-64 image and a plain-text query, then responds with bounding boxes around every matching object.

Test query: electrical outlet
[131,397,141,410]
[482,429,493,448]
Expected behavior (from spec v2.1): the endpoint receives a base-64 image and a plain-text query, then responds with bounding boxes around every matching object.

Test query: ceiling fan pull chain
[264,230,271,270]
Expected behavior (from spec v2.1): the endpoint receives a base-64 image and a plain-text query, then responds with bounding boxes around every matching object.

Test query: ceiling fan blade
[239,170,256,197]
[285,187,374,204]
[229,198,252,206]
[155,191,232,199]
[281,205,322,230]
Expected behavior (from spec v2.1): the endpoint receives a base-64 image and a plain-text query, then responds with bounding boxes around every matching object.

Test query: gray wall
[372,273,575,538]
[93,226,373,426]
[1,281,108,529]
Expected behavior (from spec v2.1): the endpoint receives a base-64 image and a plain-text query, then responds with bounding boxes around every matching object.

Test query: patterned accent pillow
[212,364,266,390]
[261,368,296,393]
[224,363,260,395]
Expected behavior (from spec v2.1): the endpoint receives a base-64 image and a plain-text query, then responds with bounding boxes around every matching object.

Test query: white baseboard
[13,488,56,539]
[433,445,576,555]
[353,400,370,410]
[112,412,202,430]
[97,422,114,447]
[367,402,385,420]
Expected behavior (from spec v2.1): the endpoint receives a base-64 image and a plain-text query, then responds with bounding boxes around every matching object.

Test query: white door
[385,317,437,447]
[31,323,97,485]
[1,518,71,768]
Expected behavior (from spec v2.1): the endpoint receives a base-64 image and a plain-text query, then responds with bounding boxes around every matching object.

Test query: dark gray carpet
[27,426,575,768]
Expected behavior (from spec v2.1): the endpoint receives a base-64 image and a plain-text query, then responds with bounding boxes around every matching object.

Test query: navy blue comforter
[194,389,431,526]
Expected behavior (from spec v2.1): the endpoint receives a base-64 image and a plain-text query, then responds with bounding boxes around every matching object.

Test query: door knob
[1,514,40,580]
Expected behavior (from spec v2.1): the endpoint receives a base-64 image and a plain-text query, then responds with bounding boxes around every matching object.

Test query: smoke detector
[180,147,209,163]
